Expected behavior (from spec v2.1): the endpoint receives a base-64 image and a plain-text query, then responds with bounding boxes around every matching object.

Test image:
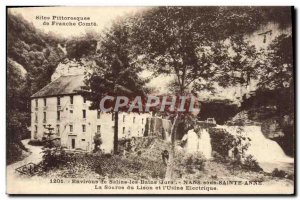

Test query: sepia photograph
[6,6,295,195]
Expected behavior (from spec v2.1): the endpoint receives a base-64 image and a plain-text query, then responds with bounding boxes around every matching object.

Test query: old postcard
[6,6,295,195]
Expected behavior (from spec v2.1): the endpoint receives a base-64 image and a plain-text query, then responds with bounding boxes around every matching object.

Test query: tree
[129,6,291,179]
[85,20,148,154]
[258,34,293,90]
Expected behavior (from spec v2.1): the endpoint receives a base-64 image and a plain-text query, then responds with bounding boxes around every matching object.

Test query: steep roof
[31,75,86,98]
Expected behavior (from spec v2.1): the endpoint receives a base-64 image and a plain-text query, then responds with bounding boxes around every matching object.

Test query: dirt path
[6,139,44,193]
[7,139,43,170]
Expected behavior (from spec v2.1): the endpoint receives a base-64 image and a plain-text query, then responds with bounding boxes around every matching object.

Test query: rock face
[261,119,284,138]
[8,58,27,77]
[226,111,259,126]
[227,110,294,140]
[51,58,95,81]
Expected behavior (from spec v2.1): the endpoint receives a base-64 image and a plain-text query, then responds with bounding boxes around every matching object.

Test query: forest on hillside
[7,12,66,164]
[7,11,101,164]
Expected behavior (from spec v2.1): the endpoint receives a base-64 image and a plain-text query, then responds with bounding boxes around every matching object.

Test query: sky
[8,7,292,105]
[9,7,146,38]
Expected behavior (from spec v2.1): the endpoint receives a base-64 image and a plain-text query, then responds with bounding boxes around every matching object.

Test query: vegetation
[84,21,148,154]
[242,155,263,172]
[28,139,45,146]
[175,152,206,175]
[41,147,68,170]
[271,168,294,180]
[39,137,168,179]
[7,12,66,164]
[93,134,103,152]
[7,7,294,176]
[209,128,235,158]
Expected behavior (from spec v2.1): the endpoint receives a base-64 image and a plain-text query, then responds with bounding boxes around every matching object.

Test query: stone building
[30,74,151,153]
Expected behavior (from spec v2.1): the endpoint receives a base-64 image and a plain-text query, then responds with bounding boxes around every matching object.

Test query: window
[70,96,73,104]
[83,96,87,103]
[56,125,60,136]
[123,115,126,122]
[97,110,101,119]
[43,98,47,106]
[70,110,73,114]
[35,113,38,123]
[82,125,86,132]
[35,99,38,107]
[82,139,85,141]
[43,112,46,122]
[142,128,144,134]
[133,117,135,123]
[142,118,144,124]
[122,127,125,135]
[57,97,61,106]
[83,110,86,119]
[34,125,38,138]
[57,111,60,120]
[97,125,101,133]
[69,125,73,132]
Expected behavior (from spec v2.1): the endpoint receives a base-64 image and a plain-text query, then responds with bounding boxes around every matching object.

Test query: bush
[271,168,292,179]
[7,143,27,165]
[28,139,45,146]
[93,134,102,152]
[176,152,206,174]
[242,155,263,172]
[212,151,230,163]
[41,147,69,169]
[209,128,235,158]
[92,154,166,179]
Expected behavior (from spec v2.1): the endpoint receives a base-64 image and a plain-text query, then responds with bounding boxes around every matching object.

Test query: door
[71,138,75,149]
[68,136,77,149]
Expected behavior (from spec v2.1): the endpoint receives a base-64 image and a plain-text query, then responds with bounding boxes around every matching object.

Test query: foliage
[66,39,97,59]
[209,128,235,158]
[130,7,290,94]
[7,12,65,93]
[93,154,166,179]
[28,139,45,146]
[7,111,30,164]
[39,137,169,179]
[93,134,103,152]
[7,12,65,163]
[41,147,68,170]
[126,7,290,179]
[258,34,293,90]
[84,20,148,154]
[7,143,27,165]
[241,34,294,116]
[175,152,206,175]
[242,155,263,172]
[271,168,293,180]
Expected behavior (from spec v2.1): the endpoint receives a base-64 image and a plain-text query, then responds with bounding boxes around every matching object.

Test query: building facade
[31,74,151,153]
